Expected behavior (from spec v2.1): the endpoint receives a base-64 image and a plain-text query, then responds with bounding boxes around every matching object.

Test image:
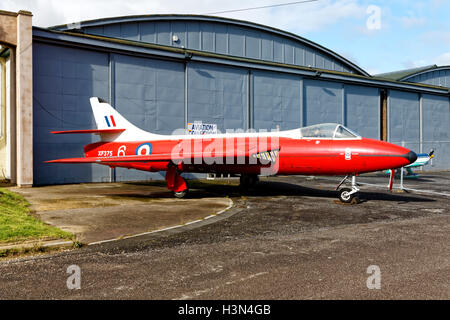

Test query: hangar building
[0,10,449,186]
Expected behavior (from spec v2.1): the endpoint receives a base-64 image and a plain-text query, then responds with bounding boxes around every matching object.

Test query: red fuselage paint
[83,137,412,176]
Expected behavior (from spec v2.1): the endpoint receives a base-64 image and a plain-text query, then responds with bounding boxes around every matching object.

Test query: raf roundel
[135,143,153,156]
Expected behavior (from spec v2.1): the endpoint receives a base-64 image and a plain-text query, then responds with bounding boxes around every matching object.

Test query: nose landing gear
[336,175,360,203]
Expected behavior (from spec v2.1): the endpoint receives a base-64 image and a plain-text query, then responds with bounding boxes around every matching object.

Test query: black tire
[339,188,355,203]
[173,178,188,198]
[173,189,188,198]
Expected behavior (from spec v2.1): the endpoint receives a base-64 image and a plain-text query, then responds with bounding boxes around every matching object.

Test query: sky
[1,0,450,75]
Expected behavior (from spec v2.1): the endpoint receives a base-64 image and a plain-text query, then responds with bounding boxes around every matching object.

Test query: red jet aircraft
[47,97,417,203]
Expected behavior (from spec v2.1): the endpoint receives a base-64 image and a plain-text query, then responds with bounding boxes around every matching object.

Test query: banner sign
[187,121,218,135]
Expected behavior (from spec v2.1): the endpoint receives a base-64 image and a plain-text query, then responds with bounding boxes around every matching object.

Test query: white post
[400,167,404,190]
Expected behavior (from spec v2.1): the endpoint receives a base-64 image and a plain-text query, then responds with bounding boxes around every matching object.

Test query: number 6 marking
[118,145,126,157]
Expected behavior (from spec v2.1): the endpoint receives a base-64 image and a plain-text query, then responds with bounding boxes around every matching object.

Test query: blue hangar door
[388,90,420,152]
[421,94,450,170]
[252,71,301,131]
[303,79,344,126]
[187,62,249,133]
[33,43,110,185]
[113,54,185,182]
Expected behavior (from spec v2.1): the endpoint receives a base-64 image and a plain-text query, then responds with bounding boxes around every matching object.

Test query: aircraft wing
[51,129,126,134]
[46,154,183,164]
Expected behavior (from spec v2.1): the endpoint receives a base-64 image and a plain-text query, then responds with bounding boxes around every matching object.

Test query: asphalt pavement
[0,172,449,299]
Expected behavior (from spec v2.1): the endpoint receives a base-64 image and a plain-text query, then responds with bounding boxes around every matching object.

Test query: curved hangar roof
[377,64,450,88]
[50,14,369,77]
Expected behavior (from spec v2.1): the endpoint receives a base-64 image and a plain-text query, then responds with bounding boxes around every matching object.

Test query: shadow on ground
[122,179,435,203]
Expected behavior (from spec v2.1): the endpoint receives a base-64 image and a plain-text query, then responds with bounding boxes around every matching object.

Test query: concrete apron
[9,182,233,244]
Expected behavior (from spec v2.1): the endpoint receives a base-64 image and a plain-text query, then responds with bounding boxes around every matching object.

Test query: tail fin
[91,97,136,131]
[90,97,159,141]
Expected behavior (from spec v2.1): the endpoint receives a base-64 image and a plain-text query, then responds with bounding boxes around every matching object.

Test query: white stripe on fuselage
[103,128,302,142]
[102,128,362,142]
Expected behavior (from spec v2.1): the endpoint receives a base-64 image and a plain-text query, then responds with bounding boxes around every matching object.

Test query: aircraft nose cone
[404,150,418,164]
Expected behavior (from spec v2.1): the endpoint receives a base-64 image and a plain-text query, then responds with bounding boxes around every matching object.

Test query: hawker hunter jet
[47,97,417,202]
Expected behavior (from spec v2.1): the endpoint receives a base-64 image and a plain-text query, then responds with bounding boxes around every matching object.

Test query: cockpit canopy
[299,123,360,139]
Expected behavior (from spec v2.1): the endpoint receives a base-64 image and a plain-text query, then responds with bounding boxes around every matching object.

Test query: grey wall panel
[304,47,314,67]
[201,22,215,52]
[33,42,110,185]
[188,62,248,132]
[87,26,104,36]
[261,34,273,61]
[334,62,344,72]
[345,85,379,139]
[171,21,186,48]
[245,30,260,60]
[156,21,171,46]
[422,94,450,170]
[388,90,420,152]
[113,54,184,181]
[324,56,333,70]
[228,25,244,57]
[187,22,200,50]
[253,71,301,131]
[407,69,450,88]
[315,53,325,69]
[215,24,228,55]
[284,41,294,65]
[295,45,305,66]
[114,54,185,135]
[120,22,139,41]
[103,24,121,39]
[303,80,343,125]
[81,20,361,74]
[273,39,283,63]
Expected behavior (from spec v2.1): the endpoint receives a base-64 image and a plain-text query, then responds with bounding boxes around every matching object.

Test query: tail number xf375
[98,150,113,157]
[47,97,418,202]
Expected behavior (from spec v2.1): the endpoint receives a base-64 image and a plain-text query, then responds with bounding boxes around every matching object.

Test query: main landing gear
[240,174,259,190]
[165,164,188,198]
[336,175,360,203]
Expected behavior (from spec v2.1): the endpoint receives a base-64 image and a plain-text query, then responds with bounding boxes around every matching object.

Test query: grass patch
[0,188,73,244]
[0,242,81,259]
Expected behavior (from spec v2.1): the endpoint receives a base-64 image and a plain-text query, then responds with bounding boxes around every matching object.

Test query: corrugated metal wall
[252,71,301,131]
[406,69,450,88]
[304,80,343,125]
[81,20,354,74]
[32,39,450,184]
[112,53,185,181]
[345,85,379,139]
[188,62,248,132]
[422,94,450,169]
[388,90,450,170]
[33,43,110,184]
[388,90,420,152]
[113,54,185,135]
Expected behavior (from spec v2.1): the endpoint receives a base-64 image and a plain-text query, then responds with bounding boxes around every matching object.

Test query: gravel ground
[0,172,449,299]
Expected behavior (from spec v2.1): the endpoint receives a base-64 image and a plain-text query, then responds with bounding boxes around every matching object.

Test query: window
[300,123,360,139]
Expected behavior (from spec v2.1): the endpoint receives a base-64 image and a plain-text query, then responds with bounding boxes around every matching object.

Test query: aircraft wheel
[338,188,356,203]
[173,190,188,198]
[173,179,189,199]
